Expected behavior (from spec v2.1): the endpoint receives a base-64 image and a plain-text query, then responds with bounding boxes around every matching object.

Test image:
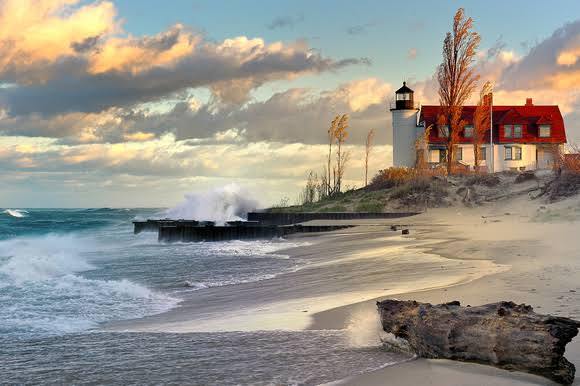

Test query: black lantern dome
[394,82,414,110]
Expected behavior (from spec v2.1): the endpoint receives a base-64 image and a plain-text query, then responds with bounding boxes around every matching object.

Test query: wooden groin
[157,223,353,243]
[246,211,419,225]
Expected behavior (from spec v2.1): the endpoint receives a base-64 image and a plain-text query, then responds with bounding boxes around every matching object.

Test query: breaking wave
[2,209,28,218]
[162,183,258,224]
[0,234,178,337]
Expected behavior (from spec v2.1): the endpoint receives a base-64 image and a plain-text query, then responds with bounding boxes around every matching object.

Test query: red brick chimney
[525,98,533,106]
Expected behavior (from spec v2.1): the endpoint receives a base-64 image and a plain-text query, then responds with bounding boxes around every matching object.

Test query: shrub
[368,167,419,190]
[465,174,501,187]
[355,200,384,212]
[390,178,449,207]
[548,172,580,201]
[319,205,347,212]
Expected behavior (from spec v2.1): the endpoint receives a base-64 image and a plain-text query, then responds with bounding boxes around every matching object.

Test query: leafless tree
[326,116,339,196]
[437,8,481,174]
[364,128,375,186]
[473,81,492,171]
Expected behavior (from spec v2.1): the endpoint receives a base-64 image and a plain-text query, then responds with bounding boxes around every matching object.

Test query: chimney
[525,98,533,106]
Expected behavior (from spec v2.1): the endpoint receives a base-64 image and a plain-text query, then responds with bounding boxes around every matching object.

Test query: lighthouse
[390,82,420,167]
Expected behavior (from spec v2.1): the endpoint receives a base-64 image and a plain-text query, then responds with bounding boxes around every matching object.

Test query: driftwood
[377,300,580,384]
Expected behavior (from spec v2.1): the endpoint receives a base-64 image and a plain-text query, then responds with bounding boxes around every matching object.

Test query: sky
[1,0,580,208]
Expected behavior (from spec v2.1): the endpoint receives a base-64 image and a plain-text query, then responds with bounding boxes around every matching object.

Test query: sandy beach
[313,194,580,385]
[103,192,580,385]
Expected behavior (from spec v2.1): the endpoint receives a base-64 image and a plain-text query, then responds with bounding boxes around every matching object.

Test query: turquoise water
[0,208,406,385]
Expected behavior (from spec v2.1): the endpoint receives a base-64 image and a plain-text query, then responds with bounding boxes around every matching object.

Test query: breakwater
[133,212,418,242]
[246,211,419,225]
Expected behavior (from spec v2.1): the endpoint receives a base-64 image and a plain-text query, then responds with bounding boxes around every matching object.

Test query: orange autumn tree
[333,114,350,193]
[437,8,481,173]
[473,81,492,171]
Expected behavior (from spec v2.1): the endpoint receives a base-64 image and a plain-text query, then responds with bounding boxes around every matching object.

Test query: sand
[107,192,580,385]
[313,194,580,385]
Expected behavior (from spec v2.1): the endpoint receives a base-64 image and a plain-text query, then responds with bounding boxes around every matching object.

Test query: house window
[505,146,522,160]
[439,149,447,163]
[504,125,513,138]
[514,125,523,138]
[478,147,487,161]
[438,125,449,138]
[456,147,463,161]
[464,125,473,138]
[539,125,551,138]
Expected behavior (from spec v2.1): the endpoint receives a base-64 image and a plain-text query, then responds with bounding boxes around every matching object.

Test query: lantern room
[394,82,414,110]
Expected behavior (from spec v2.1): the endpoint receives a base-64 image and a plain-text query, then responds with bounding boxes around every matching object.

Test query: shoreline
[315,195,580,385]
[104,224,503,334]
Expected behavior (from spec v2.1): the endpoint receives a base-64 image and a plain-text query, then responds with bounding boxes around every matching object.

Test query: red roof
[419,104,567,144]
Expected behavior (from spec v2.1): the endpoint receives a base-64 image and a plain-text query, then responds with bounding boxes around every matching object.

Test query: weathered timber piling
[246,212,419,225]
[153,222,353,242]
[377,299,580,384]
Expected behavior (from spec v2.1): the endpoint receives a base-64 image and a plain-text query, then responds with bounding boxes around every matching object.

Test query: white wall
[392,109,419,167]
[452,144,541,171]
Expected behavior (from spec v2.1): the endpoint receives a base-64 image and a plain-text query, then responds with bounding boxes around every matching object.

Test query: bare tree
[473,81,492,171]
[437,8,481,174]
[299,170,318,205]
[334,114,350,193]
[364,128,375,186]
[326,116,339,196]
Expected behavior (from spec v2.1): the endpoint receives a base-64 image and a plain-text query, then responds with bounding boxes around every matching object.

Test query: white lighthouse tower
[391,82,420,167]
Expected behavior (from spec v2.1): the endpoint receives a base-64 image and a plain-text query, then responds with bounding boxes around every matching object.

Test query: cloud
[0,1,365,115]
[346,22,379,36]
[500,20,580,91]
[0,78,393,145]
[0,133,392,207]
[267,14,304,30]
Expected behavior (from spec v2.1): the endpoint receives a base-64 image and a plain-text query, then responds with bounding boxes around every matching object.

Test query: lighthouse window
[539,125,551,138]
[396,93,410,101]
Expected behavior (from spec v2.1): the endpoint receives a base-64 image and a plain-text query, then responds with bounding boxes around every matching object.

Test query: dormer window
[504,125,522,138]
[539,125,551,138]
[438,125,449,138]
[464,125,473,138]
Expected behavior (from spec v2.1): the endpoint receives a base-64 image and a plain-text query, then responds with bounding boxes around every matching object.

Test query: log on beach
[377,299,580,384]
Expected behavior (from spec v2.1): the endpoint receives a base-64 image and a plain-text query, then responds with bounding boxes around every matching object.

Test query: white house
[390,82,567,172]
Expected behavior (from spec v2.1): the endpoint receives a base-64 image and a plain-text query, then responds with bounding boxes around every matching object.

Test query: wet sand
[314,194,580,385]
[106,193,580,385]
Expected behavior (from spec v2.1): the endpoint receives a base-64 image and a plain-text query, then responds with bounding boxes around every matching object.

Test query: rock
[377,299,580,384]
[401,229,409,235]
[390,225,398,231]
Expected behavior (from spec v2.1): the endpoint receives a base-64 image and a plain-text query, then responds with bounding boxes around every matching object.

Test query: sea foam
[2,209,28,218]
[162,183,258,224]
[0,234,178,337]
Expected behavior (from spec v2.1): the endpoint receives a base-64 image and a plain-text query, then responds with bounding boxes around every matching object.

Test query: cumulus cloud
[0,0,365,115]
[0,78,393,145]
[500,20,580,91]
